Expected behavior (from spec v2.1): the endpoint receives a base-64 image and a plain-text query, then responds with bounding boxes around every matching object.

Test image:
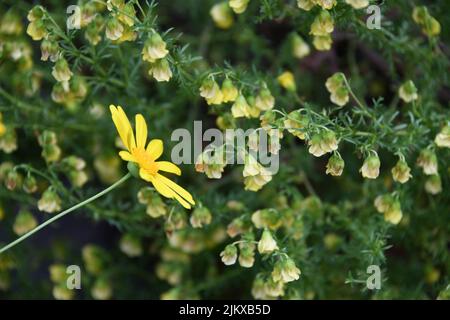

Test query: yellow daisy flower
[110,105,195,209]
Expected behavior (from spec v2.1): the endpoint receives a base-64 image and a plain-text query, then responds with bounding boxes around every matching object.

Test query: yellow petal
[117,105,136,150]
[149,173,176,199]
[135,114,147,149]
[119,151,136,162]
[155,173,195,206]
[110,105,136,151]
[156,161,181,175]
[146,139,163,160]
[139,168,153,182]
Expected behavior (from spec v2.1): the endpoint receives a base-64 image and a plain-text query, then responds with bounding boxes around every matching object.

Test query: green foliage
[0,0,449,299]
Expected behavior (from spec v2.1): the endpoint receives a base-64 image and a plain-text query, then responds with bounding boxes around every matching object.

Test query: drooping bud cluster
[26,6,48,41]
[277,71,296,92]
[119,233,143,257]
[291,33,310,59]
[325,73,349,107]
[61,156,89,188]
[416,148,438,175]
[38,187,62,213]
[210,2,234,29]
[434,124,450,148]
[0,125,17,154]
[190,206,212,228]
[243,154,273,191]
[374,194,403,225]
[310,10,334,51]
[412,6,441,37]
[326,152,345,176]
[308,130,338,157]
[360,153,381,179]
[345,0,369,9]
[138,187,168,218]
[391,159,412,184]
[38,131,61,163]
[142,32,172,82]
[398,80,418,103]
[105,0,137,42]
[195,146,227,179]
[229,0,250,14]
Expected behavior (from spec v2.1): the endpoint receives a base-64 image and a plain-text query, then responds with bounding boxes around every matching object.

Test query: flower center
[131,147,158,175]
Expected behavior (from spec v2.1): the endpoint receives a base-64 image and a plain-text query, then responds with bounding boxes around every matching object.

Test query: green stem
[0,173,132,255]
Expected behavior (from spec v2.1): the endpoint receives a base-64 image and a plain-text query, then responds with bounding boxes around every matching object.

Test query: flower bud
[220,244,238,265]
[360,154,381,179]
[138,188,167,218]
[326,153,345,176]
[53,284,74,300]
[231,94,251,118]
[68,170,88,188]
[258,229,278,254]
[238,243,255,268]
[42,144,62,163]
[434,125,450,148]
[425,174,442,195]
[82,245,105,275]
[85,16,104,45]
[313,34,332,51]
[38,187,62,213]
[13,210,37,236]
[308,130,338,157]
[52,56,73,84]
[49,264,67,283]
[105,17,124,41]
[292,34,310,59]
[255,86,275,111]
[5,170,22,191]
[0,126,18,153]
[316,0,336,10]
[310,10,334,36]
[195,147,227,179]
[221,78,239,102]
[374,194,393,213]
[391,159,412,183]
[264,278,285,298]
[40,39,59,62]
[210,2,234,29]
[277,71,296,92]
[227,218,247,238]
[119,234,143,257]
[190,207,212,228]
[272,257,301,283]
[142,32,169,63]
[148,58,172,82]
[229,0,250,14]
[345,0,369,9]
[165,210,187,233]
[412,6,440,37]
[23,175,38,193]
[416,148,438,175]
[284,110,308,140]
[398,80,418,103]
[297,0,314,11]
[0,11,23,35]
[91,279,113,300]
[26,19,47,41]
[384,200,403,225]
